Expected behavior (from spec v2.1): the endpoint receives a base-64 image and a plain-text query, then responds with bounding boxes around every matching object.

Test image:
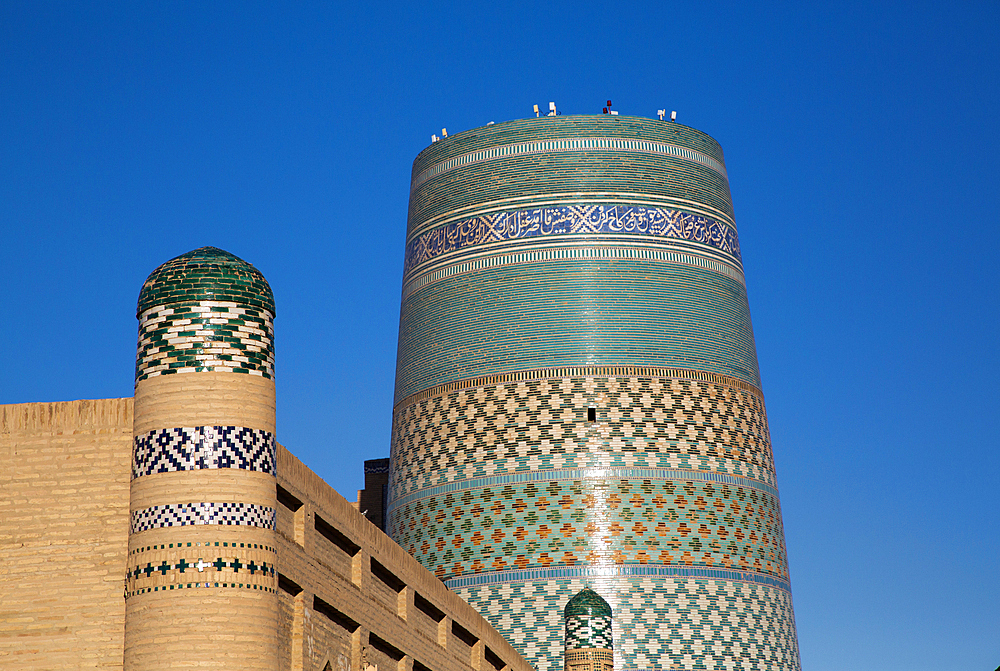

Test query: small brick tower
[124,247,279,670]
[564,589,613,671]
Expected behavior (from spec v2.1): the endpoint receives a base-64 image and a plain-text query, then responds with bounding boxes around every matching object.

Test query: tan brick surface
[129,470,277,512]
[2,399,534,671]
[0,399,133,670]
[133,373,276,435]
[124,590,278,669]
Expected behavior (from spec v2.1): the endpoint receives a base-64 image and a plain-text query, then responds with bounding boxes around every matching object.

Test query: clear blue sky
[2,2,997,668]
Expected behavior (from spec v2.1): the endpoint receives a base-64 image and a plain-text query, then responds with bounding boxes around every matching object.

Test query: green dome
[564,588,612,619]
[136,247,275,318]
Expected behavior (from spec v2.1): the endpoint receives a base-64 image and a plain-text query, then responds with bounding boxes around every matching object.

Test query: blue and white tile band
[130,502,276,533]
[445,565,792,594]
[404,204,741,279]
[132,426,276,479]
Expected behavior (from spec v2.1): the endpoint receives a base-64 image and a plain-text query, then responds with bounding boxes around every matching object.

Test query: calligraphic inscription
[404,204,740,278]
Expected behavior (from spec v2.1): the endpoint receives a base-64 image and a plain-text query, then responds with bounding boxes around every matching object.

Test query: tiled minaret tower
[387,116,801,670]
[564,589,614,671]
[124,247,278,670]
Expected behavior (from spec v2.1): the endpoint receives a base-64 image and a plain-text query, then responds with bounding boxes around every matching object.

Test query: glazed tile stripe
[127,557,276,580]
[394,366,763,411]
[412,137,728,191]
[136,301,274,380]
[403,204,739,279]
[126,583,277,598]
[125,553,276,599]
[132,426,276,479]
[386,467,779,516]
[403,241,745,302]
[444,565,791,594]
[130,503,276,533]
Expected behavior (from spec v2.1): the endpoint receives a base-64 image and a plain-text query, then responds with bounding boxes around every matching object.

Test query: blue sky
[2,2,997,668]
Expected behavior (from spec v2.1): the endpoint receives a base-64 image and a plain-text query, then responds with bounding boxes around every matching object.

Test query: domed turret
[125,246,278,671]
[564,588,612,620]
[135,246,275,381]
[564,588,613,671]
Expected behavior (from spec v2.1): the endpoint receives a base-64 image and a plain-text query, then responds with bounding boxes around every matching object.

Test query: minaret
[387,115,801,671]
[124,247,278,670]
[564,589,613,671]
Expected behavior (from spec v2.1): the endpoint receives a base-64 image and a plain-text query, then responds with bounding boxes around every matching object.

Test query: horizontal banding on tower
[389,116,800,671]
[126,247,278,671]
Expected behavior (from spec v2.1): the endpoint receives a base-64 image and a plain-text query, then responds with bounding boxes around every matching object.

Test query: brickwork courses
[1,397,533,671]
[0,399,133,670]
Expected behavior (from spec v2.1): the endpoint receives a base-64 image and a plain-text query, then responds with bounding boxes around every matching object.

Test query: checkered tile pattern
[462,577,800,671]
[566,615,612,651]
[130,502,276,533]
[136,301,274,380]
[132,426,276,479]
[389,375,777,502]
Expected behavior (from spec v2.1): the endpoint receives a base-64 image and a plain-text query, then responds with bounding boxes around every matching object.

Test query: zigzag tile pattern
[135,301,274,380]
[566,615,612,650]
[132,426,276,479]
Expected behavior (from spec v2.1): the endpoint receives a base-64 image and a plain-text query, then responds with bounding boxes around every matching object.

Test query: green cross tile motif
[213,557,227,571]
[230,558,243,572]
[176,558,190,573]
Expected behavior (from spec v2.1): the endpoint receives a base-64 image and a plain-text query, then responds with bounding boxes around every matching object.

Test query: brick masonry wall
[275,445,534,671]
[0,397,538,671]
[0,399,133,670]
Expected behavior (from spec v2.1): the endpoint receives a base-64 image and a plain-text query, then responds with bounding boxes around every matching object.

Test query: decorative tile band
[394,366,763,413]
[124,539,276,599]
[126,582,277,598]
[125,554,276,599]
[130,503,276,533]
[389,374,778,505]
[127,556,276,581]
[404,204,740,279]
[411,137,728,191]
[566,615,613,650]
[387,467,778,517]
[403,241,745,302]
[132,426,276,479]
[444,565,792,594]
[136,301,274,381]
